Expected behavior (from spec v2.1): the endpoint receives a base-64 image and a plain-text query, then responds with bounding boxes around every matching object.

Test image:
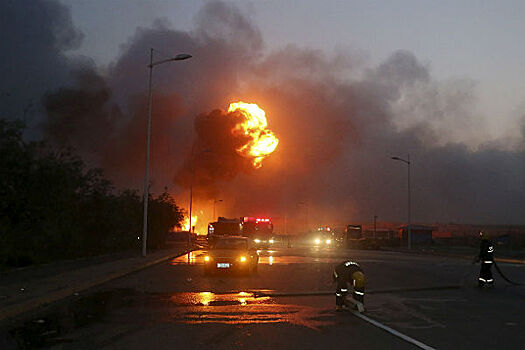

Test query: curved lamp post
[142,48,192,257]
[391,155,411,250]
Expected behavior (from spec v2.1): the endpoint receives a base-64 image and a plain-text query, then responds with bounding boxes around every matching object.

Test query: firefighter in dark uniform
[333,260,365,312]
[473,231,494,287]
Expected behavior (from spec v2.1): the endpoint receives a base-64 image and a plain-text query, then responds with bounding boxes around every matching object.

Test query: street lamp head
[174,53,192,61]
[392,156,410,164]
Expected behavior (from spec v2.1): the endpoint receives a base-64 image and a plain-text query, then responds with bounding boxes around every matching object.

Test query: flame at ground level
[182,216,198,232]
[228,102,279,168]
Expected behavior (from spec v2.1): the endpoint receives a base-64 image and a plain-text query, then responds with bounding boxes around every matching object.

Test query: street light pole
[408,154,411,250]
[298,201,309,233]
[188,144,195,248]
[373,215,377,239]
[142,49,154,258]
[188,147,211,248]
[391,155,412,250]
[142,48,191,257]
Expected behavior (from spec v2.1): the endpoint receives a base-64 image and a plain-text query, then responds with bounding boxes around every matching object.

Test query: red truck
[241,217,274,249]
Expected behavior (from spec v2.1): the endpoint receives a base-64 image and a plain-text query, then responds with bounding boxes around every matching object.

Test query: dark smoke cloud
[174,108,255,199]
[43,68,119,161]
[8,1,525,225]
[0,0,83,127]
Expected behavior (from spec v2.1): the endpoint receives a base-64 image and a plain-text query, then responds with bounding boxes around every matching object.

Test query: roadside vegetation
[0,119,184,268]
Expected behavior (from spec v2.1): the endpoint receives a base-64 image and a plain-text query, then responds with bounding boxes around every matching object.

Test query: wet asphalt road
[4,246,525,349]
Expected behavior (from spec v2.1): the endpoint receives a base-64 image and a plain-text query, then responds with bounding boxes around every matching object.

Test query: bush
[0,120,183,266]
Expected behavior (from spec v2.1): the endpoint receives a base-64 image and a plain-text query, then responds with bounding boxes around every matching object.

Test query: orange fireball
[228,102,279,168]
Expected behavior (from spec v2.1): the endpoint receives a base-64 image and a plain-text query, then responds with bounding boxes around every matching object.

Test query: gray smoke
[0,0,84,129]
[5,1,525,225]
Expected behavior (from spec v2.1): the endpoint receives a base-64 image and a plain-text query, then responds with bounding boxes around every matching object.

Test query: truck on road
[207,217,242,246]
[241,217,275,249]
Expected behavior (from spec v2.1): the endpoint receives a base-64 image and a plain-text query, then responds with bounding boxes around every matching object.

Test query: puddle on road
[171,251,203,265]
[169,291,272,306]
[170,250,342,266]
[6,288,336,348]
[168,291,334,329]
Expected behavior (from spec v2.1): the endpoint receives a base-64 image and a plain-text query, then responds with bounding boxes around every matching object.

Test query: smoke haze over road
[2,1,525,226]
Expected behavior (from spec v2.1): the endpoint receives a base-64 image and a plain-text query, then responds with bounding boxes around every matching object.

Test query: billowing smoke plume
[174,107,257,199]
[0,0,83,129]
[6,1,525,226]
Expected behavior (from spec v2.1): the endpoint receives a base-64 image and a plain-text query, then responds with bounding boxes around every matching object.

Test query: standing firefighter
[333,260,365,312]
[473,231,494,287]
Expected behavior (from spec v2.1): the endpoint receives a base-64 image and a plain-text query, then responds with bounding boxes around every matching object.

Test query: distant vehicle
[346,224,363,238]
[346,224,375,249]
[241,217,275,249]
[203,236,259,274]
[207,217,242,245]
[310,227,336,247]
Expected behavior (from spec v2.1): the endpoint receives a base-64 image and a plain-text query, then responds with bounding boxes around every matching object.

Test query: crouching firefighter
[333,260,365,312]
[473,231,494,287]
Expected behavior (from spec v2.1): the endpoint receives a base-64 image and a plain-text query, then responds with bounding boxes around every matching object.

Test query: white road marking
[344,298,436,350]
[349,310,437,350]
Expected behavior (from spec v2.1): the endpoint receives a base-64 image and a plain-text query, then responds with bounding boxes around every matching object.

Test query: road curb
[0,248,196,323]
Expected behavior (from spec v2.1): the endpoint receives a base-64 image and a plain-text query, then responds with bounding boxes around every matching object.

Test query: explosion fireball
[228,102,279,168]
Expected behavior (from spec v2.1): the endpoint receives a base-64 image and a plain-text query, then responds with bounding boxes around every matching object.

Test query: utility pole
[373,215,377,239]
[391,154,412,250]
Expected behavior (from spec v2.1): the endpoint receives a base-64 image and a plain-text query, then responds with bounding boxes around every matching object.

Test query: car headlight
[239,256,247,262]
[269,239,274,244]
[314,238,321,244]
[204,255,211,262]
[326,239,331,244]
[254,239,260,243]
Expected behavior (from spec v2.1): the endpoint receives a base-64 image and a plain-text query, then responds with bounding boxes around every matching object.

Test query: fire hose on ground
[493,261,523,286]
[467,258,524,286]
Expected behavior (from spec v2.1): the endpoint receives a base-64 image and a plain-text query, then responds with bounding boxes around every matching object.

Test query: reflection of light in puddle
[169,291,334,328]
[258,255,275,265]
[170,292,271,307]
[171,251,205,265]
[199,292,213,306]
